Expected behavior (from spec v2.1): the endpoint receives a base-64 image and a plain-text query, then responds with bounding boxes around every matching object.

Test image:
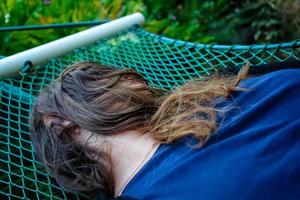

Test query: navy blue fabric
[121,69,300,200]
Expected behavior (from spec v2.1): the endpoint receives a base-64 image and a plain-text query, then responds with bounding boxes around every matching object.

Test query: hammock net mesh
[0,26,299,199]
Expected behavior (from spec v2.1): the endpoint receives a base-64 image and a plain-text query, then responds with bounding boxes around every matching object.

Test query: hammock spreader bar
[0,13,144,78]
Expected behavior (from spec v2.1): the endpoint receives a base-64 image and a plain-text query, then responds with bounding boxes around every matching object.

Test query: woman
[30,61,300,200]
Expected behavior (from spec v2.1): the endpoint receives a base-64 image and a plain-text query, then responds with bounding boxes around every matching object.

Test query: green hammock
[0,25,299,200]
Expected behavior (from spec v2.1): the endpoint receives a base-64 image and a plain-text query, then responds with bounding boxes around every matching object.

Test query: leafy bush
[0,0,299,55]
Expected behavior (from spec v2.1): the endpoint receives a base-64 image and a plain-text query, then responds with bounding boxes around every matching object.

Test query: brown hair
[30,61,249,197]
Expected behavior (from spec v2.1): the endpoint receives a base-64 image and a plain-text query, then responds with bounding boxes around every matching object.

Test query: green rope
[0,20,109,32]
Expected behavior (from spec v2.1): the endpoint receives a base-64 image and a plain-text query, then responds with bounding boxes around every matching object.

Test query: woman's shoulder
[232,69,300,108]
[214,68,300,140]
[120,69,300,200]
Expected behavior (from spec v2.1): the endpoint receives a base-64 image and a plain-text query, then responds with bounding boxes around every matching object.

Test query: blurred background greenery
[0,0,299,56]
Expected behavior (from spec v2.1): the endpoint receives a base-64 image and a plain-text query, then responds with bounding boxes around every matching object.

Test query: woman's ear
[43,115,71,128]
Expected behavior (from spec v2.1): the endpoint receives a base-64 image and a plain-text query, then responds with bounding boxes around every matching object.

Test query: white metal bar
[0,12,145,78]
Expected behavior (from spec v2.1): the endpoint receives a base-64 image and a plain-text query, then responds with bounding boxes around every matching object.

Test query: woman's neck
[109,130,159,197]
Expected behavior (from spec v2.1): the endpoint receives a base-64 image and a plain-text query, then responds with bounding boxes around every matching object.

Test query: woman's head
[30,61,248,197]
[30,62,163,196]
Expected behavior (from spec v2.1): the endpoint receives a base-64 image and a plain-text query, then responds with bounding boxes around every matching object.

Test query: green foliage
[0,0,145,55]
[0,0,299,56]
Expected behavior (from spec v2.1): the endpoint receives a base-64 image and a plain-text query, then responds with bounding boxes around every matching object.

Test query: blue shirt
[121,69,300,200]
